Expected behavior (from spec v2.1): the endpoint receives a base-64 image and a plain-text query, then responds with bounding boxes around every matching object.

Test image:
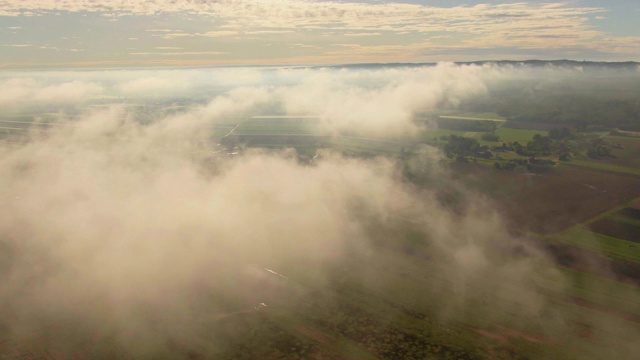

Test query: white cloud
[245,30,294,35]
[131,51,227,56]
[118,76,188,97]
[273,63,490,137]
[3,1,636,62]
[160,32,192,39]
[198,30,237,38]
[344,32,382,37]
[0,1,604,40]
[0,78,103,106]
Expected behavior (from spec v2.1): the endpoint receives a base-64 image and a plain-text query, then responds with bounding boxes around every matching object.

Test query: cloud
[4,1,637,64]
[0,96,413,355]
[245,30,294,35]
[197,30,237,38]
[0,86,545,357]
[0,1,605,40]
[0,78,103,107]
[1,64,640,358]
[118,76,191,97]
[343,32,382,37]
[131,51,228,56]
[274,63,489,136]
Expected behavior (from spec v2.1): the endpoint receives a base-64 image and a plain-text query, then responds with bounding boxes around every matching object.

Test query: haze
[1,1,640,359]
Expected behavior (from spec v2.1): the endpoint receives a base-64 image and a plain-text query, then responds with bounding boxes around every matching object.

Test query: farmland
[495,127,547,144]
[4,226,640,359]
[2,64,640,359]
[190,112,640,357]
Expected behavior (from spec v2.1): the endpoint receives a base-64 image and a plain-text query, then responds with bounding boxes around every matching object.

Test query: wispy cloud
[131,51,227,56]
[0,1,604,37]
[344,32,382,37]
[0,1,637,65]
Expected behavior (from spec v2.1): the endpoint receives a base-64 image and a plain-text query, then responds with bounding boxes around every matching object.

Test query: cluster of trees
[481,133,500,141]
[500,130,612,160]
[490,130,572,158]
[494,157,556,172]
[549,127,571,140]
[438,125,618,171]
[443,135,492,160]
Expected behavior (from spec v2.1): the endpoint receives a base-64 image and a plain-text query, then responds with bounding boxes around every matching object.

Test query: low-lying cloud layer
[1,64,639,358]
[0,100,548,355]
[1,64,494,136]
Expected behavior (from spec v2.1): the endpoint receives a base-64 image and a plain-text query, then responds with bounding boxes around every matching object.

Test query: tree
[527,134,552,155]
[513,141,524,155]
[549,127,571,140]
[481,133,500,141]
[443,135,480,160]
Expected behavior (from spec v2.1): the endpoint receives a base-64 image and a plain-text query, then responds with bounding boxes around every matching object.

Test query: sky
[0,0,639,68]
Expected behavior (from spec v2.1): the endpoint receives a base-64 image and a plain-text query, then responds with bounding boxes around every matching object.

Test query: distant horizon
[1,58,639,71]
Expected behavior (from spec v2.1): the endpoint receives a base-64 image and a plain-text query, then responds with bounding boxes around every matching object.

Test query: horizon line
[1,59,638,71]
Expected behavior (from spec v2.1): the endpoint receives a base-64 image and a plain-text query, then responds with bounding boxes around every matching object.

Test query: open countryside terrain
[2,0,640,356]
[208,110,640,358]
[2,64,640,359]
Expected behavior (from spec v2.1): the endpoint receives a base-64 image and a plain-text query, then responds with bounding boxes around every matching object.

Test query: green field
[555,227,640,263]
[495,127,547,143]
[233,117,324,136]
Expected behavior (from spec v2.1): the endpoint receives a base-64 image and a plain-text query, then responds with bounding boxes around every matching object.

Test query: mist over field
[2,64,640,358]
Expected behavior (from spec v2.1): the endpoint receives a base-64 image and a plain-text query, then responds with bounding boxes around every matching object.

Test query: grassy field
[556,266,640,316]
[494,127,547,143]
[233,117,324,136]
[218,116,418,156]
[556,228,640,263]
[420,120,546,145]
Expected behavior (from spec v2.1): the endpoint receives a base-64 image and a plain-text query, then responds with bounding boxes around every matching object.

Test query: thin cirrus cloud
[131,51,228,57]
[0,0,638,66]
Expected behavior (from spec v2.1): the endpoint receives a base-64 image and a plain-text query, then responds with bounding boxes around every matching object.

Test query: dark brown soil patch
[589,218,640,243]
[543,241,640,282]
[450,163,640,234]
[616,207,640,220]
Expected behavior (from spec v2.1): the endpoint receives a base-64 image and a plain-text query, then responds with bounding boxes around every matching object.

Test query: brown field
[616,207,640,220]
[589,218,640,243]
[596,135,640,170]
[451,163,640,234]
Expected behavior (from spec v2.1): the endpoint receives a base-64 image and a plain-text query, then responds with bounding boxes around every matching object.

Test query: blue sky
[1,0,638,67]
